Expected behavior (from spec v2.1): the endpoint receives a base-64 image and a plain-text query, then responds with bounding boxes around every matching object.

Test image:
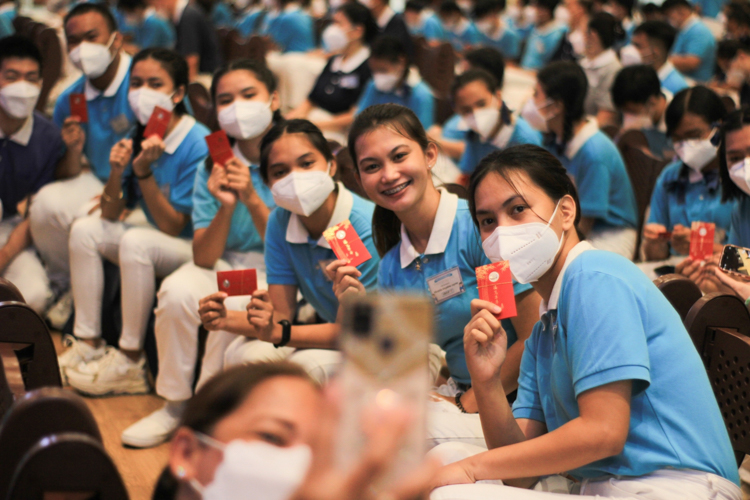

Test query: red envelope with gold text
[476,261,516,320]
[323,220,372,268]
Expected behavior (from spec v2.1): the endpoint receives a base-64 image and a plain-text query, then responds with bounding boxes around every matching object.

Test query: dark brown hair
[719,107,750,202]
[259,119,335,184]
[348,104,431,257]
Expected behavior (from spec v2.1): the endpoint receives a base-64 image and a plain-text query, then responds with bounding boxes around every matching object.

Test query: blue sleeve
[143,17,176,48]
[512,328,546,422]
[412,84,434,129]
[574,148,611,220]
[442,115,465,140]
[191,165,220,230]
[680,28,714,60]
[422,16,445,40]
[560,267,652,397]
[646,170,671,227]
[502,28,521,59]
[170,141,204,214]
[357,81,376,114]
[0,14,13,37]
[212,2,234,27]
[236,12,259,36]
[464,23,481,45]
[53,90,71,128]
[264,211,299,286]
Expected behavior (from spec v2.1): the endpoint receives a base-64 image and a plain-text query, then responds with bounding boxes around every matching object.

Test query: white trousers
[28,171,104,288]
[154,251,266,402]
[0,217,52,313]
[429,442,742,500]
[427,379,485,449]
[68,213,192,351]
[266,51,327,113]
[588,226,637,260]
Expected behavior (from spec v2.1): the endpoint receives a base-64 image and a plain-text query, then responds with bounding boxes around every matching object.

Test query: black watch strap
[274,319,292,348]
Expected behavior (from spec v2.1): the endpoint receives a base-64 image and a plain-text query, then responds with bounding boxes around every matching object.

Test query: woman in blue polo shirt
[429,144,740,499]
[451,68,542,177]
[198,119,380,381]
[262,0,315,53]
[519,0,568,70]
[643,86,733,262]
[334,103,541,448]
[60,48,208,397]
[522,61,638,258]
[357,36,435,129]
[119,59,280,449]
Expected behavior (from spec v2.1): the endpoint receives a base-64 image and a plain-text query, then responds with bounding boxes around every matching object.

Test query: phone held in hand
[720,244,750,278]
[336,295,432,492]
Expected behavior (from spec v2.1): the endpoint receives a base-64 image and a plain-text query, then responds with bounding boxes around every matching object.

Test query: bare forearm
[475,381,528,450]
[499,342,524,395]
[243,195,271,241]
[55,148,83,179]
[101,174,126,221]
[670,55,700,73]
[0,219,32,273]
[138,177,188,236]
[186,55,200,81]
[193,208,234,269]
[437,139,466,160]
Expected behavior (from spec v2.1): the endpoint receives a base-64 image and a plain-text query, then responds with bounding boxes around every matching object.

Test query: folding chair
[0,278,24,304]
[653,273,703,322]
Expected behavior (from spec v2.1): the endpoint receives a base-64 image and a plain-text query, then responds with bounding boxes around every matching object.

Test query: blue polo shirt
[459,115,542,174]
[124,116,207,238]
[192,145,275,253]
[264,185,379,323]
[115,10,176,49]
[441,114,464,140]
[0,112,65,219]
[648,161,734,254]
[0,9,12,37]
[671,17,716,82]
[478,23,522,59]
[660,67,689,94]
[265,6,314,53]
[513,244,739,484]
[445,20,481,51]
[422,14,447,40]
[357,80,435,128]
[212,1,235,27]
[377,191,533,385]
[693,0,725,18]
[0,5,15,28]
[236,8,265,36]
[728,195,750,247]
[520,22,567,70]
[550,120,637,229]
[54,54,136,183]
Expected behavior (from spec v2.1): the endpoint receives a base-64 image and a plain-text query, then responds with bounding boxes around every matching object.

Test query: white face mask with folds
[189,434,312,500]
[729,157,750,196]
[520,98,553,133]
[674,132,717,173]
[322,23,350,53]
[372,72,401,92]
[481,201,564,284]
[0,80,40,119]
[271,164,336,216]
[128,87,176,126]
[462,98,502,142]
[69,32,116,79]
[218,99,273,140]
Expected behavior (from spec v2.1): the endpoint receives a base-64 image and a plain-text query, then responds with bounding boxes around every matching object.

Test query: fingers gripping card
[689,221,715,261]
[476,261,517,320]
[323,220,372,267]
[217,269,258,296]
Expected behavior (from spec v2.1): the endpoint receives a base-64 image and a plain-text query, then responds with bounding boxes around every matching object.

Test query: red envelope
[69,93,88,123]
[323,219,372,268]
[476,261,517,320]
[689,221,715,261]
[217,269,258,296]
[205,130,234,166]
[144,106,172,139]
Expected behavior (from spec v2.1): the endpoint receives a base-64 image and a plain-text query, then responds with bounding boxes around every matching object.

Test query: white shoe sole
[121,429,174,448]
[68,376,150,397]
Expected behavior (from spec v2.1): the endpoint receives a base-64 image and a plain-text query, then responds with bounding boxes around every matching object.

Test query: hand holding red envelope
[144,106,172,139]
[205,130,234,166]
[69,93,88,123]
[476,261,517,320]
[217,269,258,296]
[689,221,715,261]
[323,220,372,267]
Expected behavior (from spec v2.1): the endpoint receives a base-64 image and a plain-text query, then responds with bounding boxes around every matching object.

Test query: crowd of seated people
[3,0,750,496]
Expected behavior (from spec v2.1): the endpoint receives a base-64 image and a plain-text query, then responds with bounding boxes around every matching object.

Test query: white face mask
[482,201,564,284]
[463,102,501,141]
[218,99,273,140]
[373,72,401,92]
[271,165,336,216]
[128,87,176,126]
[674,133,717,172]
[621,112,654,131]
[520,98,551,133]
[523,5,538,25]
[729,157,750,196]
[475,18,496,36]
[69,33,116,79]
[0,80,40,119]
[322,24,349,53]
[190,434,312,500]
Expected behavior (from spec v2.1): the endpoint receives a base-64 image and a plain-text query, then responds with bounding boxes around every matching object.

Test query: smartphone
[336,294,433,491]
[720,244,750,278]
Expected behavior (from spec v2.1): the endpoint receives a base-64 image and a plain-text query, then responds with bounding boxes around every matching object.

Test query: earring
[176,466,187,478]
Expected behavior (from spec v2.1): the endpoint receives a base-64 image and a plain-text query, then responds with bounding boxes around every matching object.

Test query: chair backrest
[34,25,63,112]
[414,41,455,125]
[11,16,33,37]
[653,274,703,322]
[684,293,750,355]
[7,433,128,500]
[703,326,750,465]
[0,302,62,390]
[0,357,12,423]
[600,123,620,139]
[0,388,101,498]
[0,278,24,304]
[187,81,218,132]
[225,30,268,63]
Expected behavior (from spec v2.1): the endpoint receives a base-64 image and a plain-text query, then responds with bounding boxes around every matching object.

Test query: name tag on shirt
[426,266,465,304]
[110,114,131,134]
[339,75,360,89]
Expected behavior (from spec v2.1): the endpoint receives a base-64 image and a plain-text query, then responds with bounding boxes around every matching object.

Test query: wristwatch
[274,319,292,348]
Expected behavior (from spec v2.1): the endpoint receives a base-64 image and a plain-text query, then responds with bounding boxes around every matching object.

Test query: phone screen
[720,245,750,277]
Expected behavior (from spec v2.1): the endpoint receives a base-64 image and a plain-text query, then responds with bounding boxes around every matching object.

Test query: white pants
[266,52,327,113]
[429,442,741,500]
[68,213,192,351]
[0,217,52,313]
[28,171,104,288]
[427,379,485,449]
[588,226,637,260]
[154,251,267,402]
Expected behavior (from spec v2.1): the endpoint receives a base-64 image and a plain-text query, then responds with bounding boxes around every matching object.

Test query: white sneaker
[66,347,150,396]
[57,335,106,385]
[121,401,186,448]
[46,290,73,331]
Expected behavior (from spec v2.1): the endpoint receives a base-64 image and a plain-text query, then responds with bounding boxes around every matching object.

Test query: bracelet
[455,392,467,414]
[135,170,153,180]
[101,190,123,203]
[274,319,292,348]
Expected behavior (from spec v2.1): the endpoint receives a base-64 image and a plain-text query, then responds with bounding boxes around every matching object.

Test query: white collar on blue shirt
[285,182,352,248]
[657,60,677,81]
[331,46,371,73]
[564,117,599,159]
[377,7,395,29]
[84,52,131,101]
[399,188,458,268]
[0,114,34,146]
[163,114,196,154]
[0,3,14,14]
[539,240,596,315]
